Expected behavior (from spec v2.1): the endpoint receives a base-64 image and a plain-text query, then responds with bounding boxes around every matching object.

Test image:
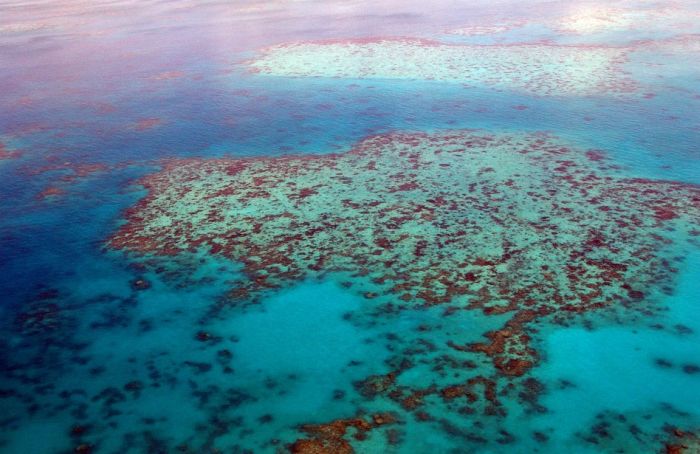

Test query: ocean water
[1,1,700,453]
[533,253,700,451]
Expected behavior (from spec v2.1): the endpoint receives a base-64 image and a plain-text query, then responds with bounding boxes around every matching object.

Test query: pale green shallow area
[249,39,632,97]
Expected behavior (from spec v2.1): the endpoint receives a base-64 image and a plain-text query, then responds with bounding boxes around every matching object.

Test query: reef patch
[110,130,700,377]
[246,38,637,96]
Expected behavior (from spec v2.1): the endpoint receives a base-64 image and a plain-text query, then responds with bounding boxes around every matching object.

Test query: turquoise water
[535,254,700,450]
[1,1,700,452]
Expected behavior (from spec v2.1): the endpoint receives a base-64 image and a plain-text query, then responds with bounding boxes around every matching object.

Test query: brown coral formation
[109,130,700,379]
[108,130,700,447]
[290,414,397,454]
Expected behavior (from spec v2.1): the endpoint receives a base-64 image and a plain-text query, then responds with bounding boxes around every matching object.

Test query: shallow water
[1,1,700,453]
[534,253,700,450]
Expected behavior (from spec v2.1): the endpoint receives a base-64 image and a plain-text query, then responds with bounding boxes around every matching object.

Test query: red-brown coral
[109,130,700,381]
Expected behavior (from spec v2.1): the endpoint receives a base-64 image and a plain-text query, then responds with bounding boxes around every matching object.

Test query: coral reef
[110,130,700,383]
[247,38,637,96]
[289,413,397,453]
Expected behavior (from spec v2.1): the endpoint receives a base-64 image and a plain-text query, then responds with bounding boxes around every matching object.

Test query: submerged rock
[130,277,151,291]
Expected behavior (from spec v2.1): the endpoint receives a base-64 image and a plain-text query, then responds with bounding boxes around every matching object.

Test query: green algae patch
[246,38,637,97]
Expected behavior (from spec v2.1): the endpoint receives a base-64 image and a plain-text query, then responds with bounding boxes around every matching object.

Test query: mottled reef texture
[110,130,700,450]
[247,38,637,96]
[111,130,700,375]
